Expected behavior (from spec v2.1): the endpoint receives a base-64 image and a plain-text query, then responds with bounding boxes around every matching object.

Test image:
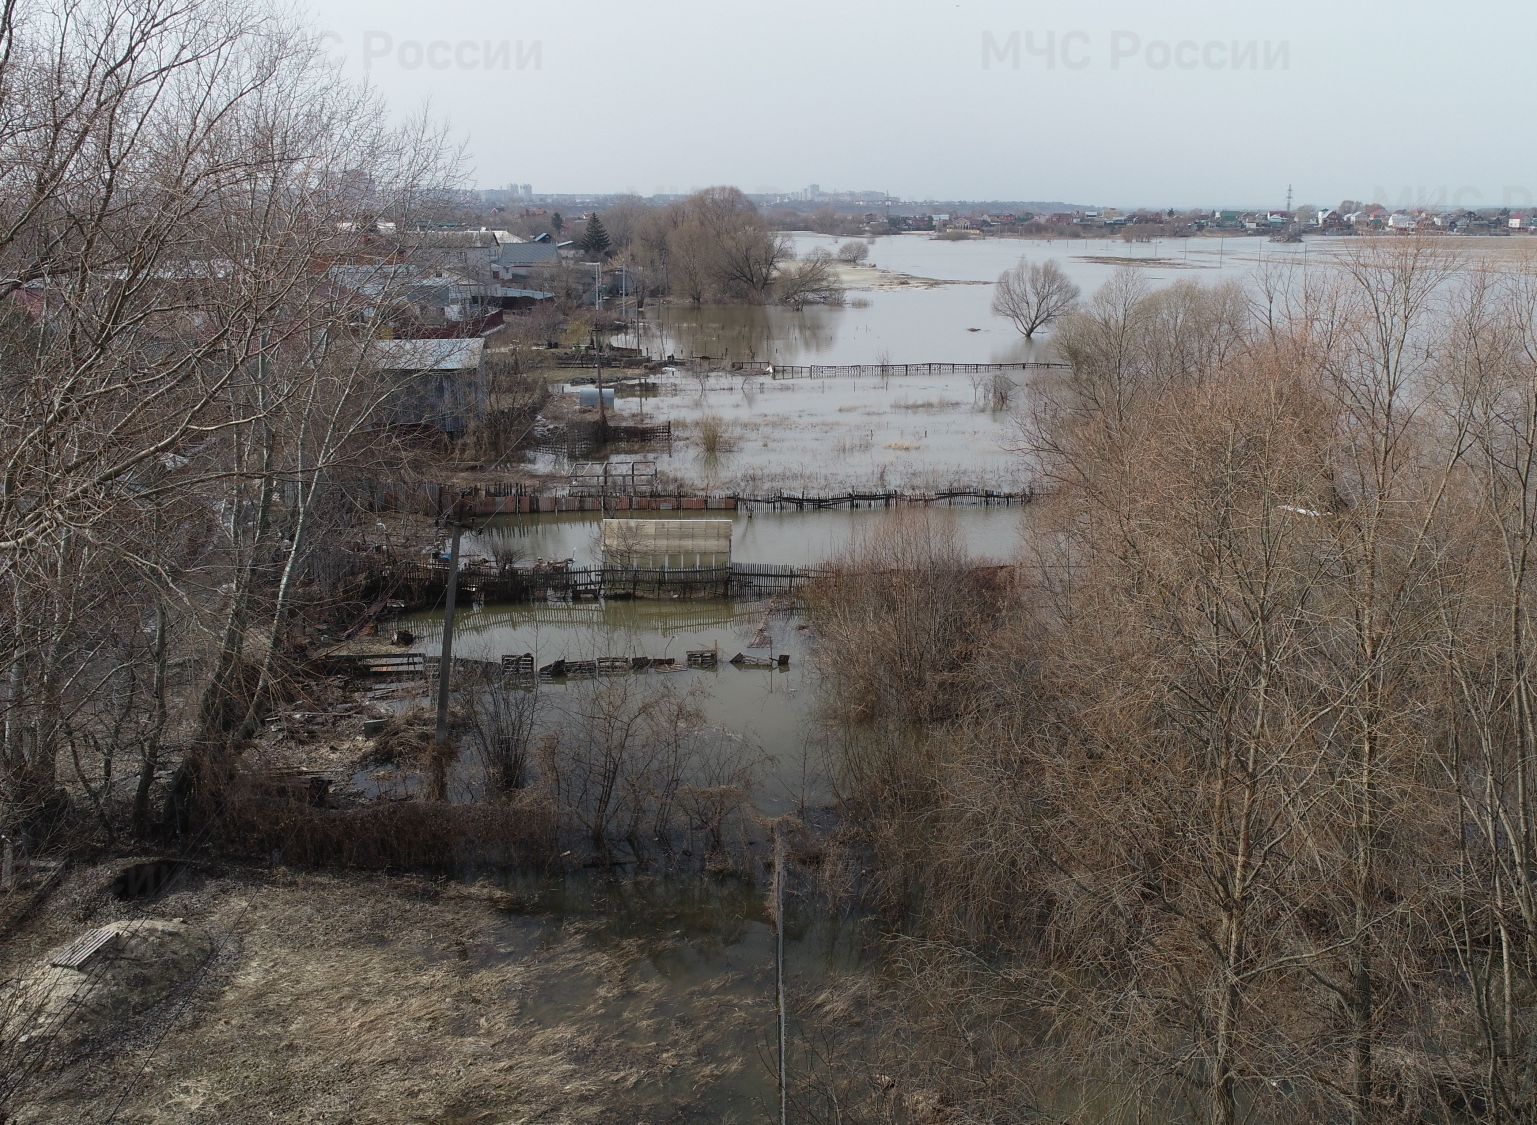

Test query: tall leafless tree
[991,258,1081,338]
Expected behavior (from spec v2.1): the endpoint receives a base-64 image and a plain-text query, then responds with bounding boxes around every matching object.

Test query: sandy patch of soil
[828,262,986,292]
[1073,254,1211,268]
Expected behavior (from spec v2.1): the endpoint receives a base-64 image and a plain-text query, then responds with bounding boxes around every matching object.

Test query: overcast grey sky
[305,0,1533,210]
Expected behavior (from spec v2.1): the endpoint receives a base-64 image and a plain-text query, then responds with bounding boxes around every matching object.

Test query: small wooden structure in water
[501,652,535,678]
[729,652,790,669]
[537,655,679,679]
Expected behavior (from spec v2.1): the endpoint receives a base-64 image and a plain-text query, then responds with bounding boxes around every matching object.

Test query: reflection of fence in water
[386,564,808,618]
[409,598,768,638]
[765,360,1072,379]
[369,547,813,611]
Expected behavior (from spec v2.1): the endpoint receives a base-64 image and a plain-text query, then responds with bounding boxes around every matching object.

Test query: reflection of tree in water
[642,303,838,364]
[987,330,1062,366]
[468,519,573,567]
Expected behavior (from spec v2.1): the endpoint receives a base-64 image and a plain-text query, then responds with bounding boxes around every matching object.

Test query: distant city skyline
[475,184,1530,216]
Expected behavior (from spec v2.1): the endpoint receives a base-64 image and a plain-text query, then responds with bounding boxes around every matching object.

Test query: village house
[492,240,561,282]
[405,229,521,277]
[372,337,487,437]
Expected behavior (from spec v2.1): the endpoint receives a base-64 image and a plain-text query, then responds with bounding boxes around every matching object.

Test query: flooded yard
[553,366,1047,496]
[393,597,829,817]
[463,503,1025,569]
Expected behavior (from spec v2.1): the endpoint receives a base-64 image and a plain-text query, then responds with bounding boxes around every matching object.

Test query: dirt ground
[828,260,982,292]
[2,861,781,1124]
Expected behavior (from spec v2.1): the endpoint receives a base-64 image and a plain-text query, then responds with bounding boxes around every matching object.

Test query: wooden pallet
[50,926,120,970]
[501,652,535,677]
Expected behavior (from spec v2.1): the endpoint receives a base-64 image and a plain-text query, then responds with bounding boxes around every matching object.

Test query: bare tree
[991,258,1081,338]
[461,669,543,794]
[0,0,458,843]
[802,243,1537,1124]
[835,241,869,264]
[641,187,789,305]
[539,677,711,851]
[776,250,843,309]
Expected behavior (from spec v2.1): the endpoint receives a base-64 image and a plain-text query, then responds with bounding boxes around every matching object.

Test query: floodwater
[394,596,830,817]
[562,366,1047,494]
[463,503,1025,569]
[462,870,868,1119]
[428,239,1371,1115]
[399,232,1533,1120]
[396,505,1018,816]
[635,229,1314,366]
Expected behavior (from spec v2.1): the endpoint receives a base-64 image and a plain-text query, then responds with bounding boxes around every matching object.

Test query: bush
[696,415,732,453]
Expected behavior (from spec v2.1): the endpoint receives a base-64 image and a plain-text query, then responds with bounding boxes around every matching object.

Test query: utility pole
[433,493,468,755]
[773,820,788,1125]
[590,328,608,433]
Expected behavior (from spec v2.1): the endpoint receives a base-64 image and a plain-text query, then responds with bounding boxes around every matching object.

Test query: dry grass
[5,865,777,1123]
[892,398,965,411]
[356,706,434,767]
[214,794,557,870]
[695,414,733,454]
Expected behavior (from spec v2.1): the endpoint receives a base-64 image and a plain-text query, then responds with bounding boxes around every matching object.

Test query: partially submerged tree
[991,258,1081,338]
[835,240,870,264]
[805,242,1537,1124]
[776,250,844,309]
[627,186,789,305]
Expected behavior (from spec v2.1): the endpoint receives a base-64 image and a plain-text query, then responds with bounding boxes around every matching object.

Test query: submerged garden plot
[572,366,1040,497]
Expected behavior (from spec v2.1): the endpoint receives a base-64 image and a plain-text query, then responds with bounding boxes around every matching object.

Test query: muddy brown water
[390,505,1020,814]
[383,597,824,815]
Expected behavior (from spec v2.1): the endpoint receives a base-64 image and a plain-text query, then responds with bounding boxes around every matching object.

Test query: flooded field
[451,871,866,1119]
[463,503,1025,569]
[9,862,863,1123]
[637,230,1312,366]
[392,597,829,817]
[556,366,1046,495]
[635,231,1537,367]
